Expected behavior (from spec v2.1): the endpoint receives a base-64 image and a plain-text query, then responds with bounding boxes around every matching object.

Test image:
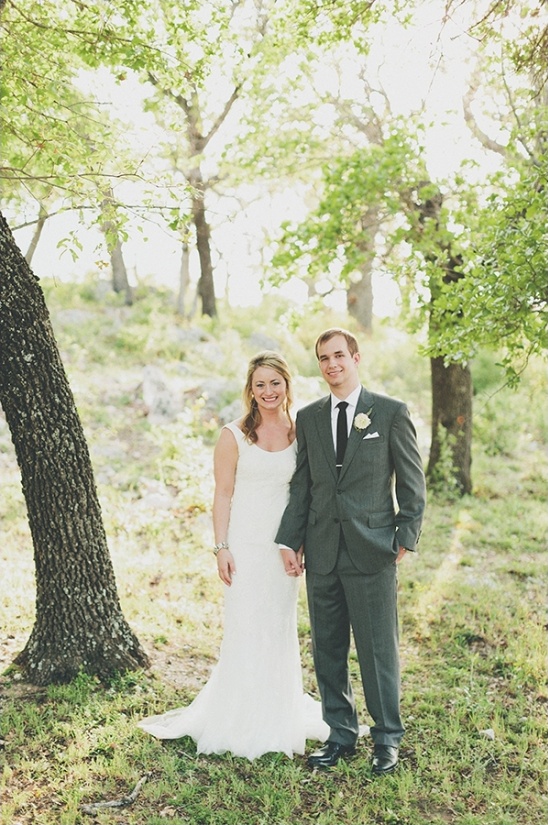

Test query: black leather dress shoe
[307,741,356,769]
[371,744,399,775]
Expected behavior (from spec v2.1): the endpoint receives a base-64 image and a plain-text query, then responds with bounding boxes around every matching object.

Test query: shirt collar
[330,384,362,412]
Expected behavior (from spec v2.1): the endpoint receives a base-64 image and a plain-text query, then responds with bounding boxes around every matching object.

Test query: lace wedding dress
[138,422,329,759]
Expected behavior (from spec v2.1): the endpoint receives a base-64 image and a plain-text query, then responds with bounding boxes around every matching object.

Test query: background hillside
[0,279,546,825]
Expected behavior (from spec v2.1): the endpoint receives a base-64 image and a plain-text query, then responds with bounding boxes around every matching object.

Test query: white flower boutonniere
[354,410,372,431]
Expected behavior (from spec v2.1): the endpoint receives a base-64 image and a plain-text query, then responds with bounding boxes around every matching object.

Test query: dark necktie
[335,401,349,472]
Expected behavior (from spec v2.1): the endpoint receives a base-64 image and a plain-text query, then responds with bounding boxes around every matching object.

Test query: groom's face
[317,334,360,397]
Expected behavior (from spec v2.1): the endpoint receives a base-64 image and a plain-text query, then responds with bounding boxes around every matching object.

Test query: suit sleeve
[390,404,426,551]
[275,411,312,551]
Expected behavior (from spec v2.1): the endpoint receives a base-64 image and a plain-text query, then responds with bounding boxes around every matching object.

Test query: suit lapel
[339,387,375,481]
[314,396,338,480]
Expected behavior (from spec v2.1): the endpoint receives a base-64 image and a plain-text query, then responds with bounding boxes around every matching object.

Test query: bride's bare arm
[212,428,238,585]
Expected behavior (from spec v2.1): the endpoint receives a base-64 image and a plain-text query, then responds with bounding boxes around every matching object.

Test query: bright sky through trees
[4,0,532,317]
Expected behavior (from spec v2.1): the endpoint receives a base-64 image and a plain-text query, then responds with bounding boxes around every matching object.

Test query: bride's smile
[252,366,288,412]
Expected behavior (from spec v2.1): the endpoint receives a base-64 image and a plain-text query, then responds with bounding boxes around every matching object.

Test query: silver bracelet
[213,541,229,556]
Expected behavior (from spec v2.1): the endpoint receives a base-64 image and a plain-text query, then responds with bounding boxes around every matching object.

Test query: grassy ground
[1,284,547,824]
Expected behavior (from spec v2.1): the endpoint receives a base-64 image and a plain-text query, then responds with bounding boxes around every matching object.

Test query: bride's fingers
[218,565,232,585]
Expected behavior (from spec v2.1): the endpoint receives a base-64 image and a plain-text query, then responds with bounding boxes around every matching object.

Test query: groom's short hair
[315,328,359,359]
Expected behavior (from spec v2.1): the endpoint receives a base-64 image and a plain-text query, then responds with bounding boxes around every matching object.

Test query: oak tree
[0,213,149,683]
[0,0,153,683]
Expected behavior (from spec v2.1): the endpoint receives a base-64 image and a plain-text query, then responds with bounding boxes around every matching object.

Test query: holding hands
[281,546,304,577]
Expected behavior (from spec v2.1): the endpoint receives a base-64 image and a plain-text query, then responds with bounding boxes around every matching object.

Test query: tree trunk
[109,238,133,306]
[177,239,190,317]
[347,266,373,333]
[408,181,473,495]
[100,189,133,305]
[427,356,473,495]
[147,75,239,319]
[346,210,376,333]
[190,173,216,317]
[0,211,149,684]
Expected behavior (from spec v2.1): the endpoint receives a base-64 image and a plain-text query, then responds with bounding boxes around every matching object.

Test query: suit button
[334,518,340,524]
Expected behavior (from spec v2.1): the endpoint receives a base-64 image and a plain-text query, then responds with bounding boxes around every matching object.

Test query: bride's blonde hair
[241,351,294,443]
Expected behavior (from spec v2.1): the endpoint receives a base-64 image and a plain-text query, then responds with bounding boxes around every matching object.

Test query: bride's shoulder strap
[223,420,245,442]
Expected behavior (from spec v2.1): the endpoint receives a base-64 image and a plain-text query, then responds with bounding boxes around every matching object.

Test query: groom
[277,328,426,774]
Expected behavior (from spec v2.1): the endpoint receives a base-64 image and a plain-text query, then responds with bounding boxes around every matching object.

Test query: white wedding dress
[138,422,329,760]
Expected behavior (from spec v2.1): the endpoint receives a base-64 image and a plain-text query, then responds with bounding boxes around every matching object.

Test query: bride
[138,351,328,759]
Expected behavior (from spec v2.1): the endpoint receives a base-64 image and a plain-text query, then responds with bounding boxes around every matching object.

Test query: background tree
[100,187,133,306]
[0,213,149,683]
[426,3,548,384]
[229,48,387,328]
[0,0,158,683]
[1,3,126,239]
[1,0,191,297]
[272,127,475,493]
[260,0,547,494]
[92,0,274,318]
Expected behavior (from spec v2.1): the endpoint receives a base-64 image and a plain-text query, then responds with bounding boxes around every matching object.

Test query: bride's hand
[281,547,303,577]
[217,548,236,586]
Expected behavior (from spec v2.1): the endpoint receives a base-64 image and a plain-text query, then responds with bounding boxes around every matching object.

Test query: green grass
[1,284,547,824]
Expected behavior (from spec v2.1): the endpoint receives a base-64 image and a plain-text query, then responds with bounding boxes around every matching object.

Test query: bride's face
[251,366,288,412]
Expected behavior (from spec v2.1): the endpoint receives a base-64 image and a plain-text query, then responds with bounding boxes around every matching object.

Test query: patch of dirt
[0,633,214,705]
[142,644,215,692]
[0,633,46,705]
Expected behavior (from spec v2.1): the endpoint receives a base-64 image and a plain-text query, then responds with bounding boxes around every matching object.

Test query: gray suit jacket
[276,387,426,574]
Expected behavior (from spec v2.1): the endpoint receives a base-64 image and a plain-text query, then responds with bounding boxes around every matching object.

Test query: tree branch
[80,774,150,816]
[202,83,242,149]
[147,71,241,154]
[463,68,508,156]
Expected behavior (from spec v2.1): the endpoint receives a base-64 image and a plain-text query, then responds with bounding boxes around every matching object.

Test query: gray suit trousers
[305,534,405,748]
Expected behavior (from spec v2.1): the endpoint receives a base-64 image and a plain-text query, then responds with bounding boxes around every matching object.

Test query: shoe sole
[307,751,356,769]
[372,763,398,776]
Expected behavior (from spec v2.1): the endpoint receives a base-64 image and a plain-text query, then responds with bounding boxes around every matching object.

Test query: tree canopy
[1,0,546,367]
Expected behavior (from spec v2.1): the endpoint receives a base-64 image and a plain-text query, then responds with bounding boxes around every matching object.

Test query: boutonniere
[354,408,373,431]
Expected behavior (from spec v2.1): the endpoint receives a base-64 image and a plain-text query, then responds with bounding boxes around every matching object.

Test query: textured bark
[189,169,216,317]
[100,189,133,305]
[176,240,190,316]
[109,238,133,306]
[409,181,474,495]
[346,210,376,333]
[146,73,241,319]
[176,239,198,318]
[427,357,473,495]
[347,264,373,333]
[0,211,149,684]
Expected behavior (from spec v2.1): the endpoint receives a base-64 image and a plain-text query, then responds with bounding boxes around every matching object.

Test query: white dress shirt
[330,385,362,450]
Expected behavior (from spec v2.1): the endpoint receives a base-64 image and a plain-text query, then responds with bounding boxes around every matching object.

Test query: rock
[53,309,99,327]
[219,399,243,424]
[142,366,180,423]
[137,492,174,510]
[194,341,225,364]
[194,379,240,413]
[248,332,281,352]
[136,479,176,510]
[173,327,210,346]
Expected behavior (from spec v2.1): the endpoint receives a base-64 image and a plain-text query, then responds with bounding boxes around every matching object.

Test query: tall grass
[1,282,546,824]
